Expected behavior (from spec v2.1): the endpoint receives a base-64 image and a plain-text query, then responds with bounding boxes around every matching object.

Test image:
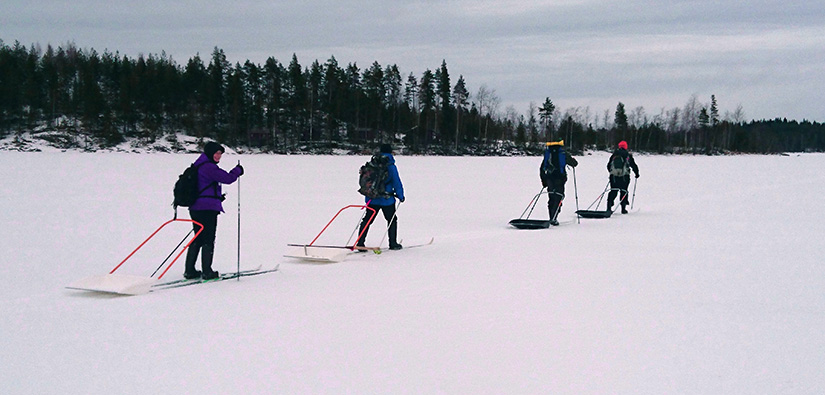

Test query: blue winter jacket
[365,153,405,206]
[189,153,242,212]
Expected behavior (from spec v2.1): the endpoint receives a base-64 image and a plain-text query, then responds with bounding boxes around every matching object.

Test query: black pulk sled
[509,188,554,229]
[575,181,628,219]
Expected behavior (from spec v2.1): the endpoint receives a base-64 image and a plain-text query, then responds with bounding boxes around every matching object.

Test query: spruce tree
[539,97,555,140]
[614,102,629,142]
[437,60,453,142]
[417,69,435,148]
[451,75,469,150]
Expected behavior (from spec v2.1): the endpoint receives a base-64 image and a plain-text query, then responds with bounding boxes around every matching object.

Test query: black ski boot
[183,246,202,279]
[621,205,628,214]
[184,270,202,280]
[355,221,370,253]
[201,244,219,280]
[202,270,220,280]
[387,216,402,250]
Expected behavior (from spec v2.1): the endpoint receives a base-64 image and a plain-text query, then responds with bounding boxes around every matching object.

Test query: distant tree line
[2,40,824,154]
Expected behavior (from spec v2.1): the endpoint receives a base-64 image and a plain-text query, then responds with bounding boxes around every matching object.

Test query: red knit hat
[618,141,628,149]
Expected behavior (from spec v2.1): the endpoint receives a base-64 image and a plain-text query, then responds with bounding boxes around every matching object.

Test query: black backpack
[358,154,391,199]
[173,162,215,207]
[541,147,567,181]
[609,153,630,177]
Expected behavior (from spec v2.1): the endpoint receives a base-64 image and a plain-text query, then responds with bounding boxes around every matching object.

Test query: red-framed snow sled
[66,218,203,295]
[509,188,554,229]
[285,204,380,263]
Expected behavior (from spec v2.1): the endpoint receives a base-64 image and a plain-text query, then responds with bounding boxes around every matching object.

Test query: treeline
[2,40,824,154]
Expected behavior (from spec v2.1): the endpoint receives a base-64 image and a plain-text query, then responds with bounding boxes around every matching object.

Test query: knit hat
[618,141,628,150]
[546,140,564,147]
[204,141,225,161]
[379,143,393,154]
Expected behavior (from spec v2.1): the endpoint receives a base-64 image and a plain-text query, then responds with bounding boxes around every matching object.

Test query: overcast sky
[3,0,824,122]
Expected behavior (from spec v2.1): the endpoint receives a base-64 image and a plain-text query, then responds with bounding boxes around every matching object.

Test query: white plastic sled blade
[66,273,157,295]
[284,245,350,263]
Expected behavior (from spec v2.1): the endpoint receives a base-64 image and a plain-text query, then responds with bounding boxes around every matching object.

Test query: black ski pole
[550,191,565,223]
[572,166,580,224]
[151,229,194,277]
[237,160,241,281]
[348,199,373,248]
[379,200,402,249]
[631,176,637,210]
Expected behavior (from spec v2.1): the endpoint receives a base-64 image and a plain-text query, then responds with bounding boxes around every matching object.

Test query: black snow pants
[546,177,567,220]
[185,210,219,274]
[357,203,398,247]
[607,175,631,209]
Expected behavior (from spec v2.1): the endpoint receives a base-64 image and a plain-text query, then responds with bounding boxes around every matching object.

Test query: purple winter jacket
[189,153,242,212]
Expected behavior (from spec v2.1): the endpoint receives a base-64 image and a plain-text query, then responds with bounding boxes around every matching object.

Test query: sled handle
[519,187,546,220]
[109,218,204,280]
[309,205,377,249]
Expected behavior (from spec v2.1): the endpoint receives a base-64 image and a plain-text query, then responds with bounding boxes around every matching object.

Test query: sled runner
[285,204,380,263]
[67,218,204,295]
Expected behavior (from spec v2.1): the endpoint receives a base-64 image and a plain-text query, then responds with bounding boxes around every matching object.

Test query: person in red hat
[606,140,639,213]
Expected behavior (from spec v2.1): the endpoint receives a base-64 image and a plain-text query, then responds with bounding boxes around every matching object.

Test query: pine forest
[1,40,824,154]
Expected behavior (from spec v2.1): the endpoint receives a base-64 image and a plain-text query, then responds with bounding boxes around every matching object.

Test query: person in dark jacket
[183,141,244,279]
[356,143,405,250]
[606,140,640,214]
[540,140,578,226]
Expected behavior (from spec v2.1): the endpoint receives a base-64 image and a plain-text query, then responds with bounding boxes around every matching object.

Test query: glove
[635,173,640,178]
[235,164,244,176]
[399,197,405,203]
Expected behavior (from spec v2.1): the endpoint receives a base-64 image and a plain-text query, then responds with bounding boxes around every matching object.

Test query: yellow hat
[545,140,564,147]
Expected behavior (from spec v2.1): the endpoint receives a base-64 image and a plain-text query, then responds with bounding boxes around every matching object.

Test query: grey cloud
[1,0,823,120]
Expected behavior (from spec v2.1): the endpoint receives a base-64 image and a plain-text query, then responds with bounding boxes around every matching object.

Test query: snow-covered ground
[1,151,823,394]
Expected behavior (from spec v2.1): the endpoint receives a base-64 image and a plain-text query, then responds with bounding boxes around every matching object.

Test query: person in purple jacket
[184,141,244,280]
[356,143,405,250]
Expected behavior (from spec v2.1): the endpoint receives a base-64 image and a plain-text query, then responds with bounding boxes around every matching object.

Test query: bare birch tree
[681,94,701,149]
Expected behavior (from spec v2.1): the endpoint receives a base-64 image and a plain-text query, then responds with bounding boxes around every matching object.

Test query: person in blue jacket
[184,141,244,279]
[540,140,578,225]
[356,143,405,250]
